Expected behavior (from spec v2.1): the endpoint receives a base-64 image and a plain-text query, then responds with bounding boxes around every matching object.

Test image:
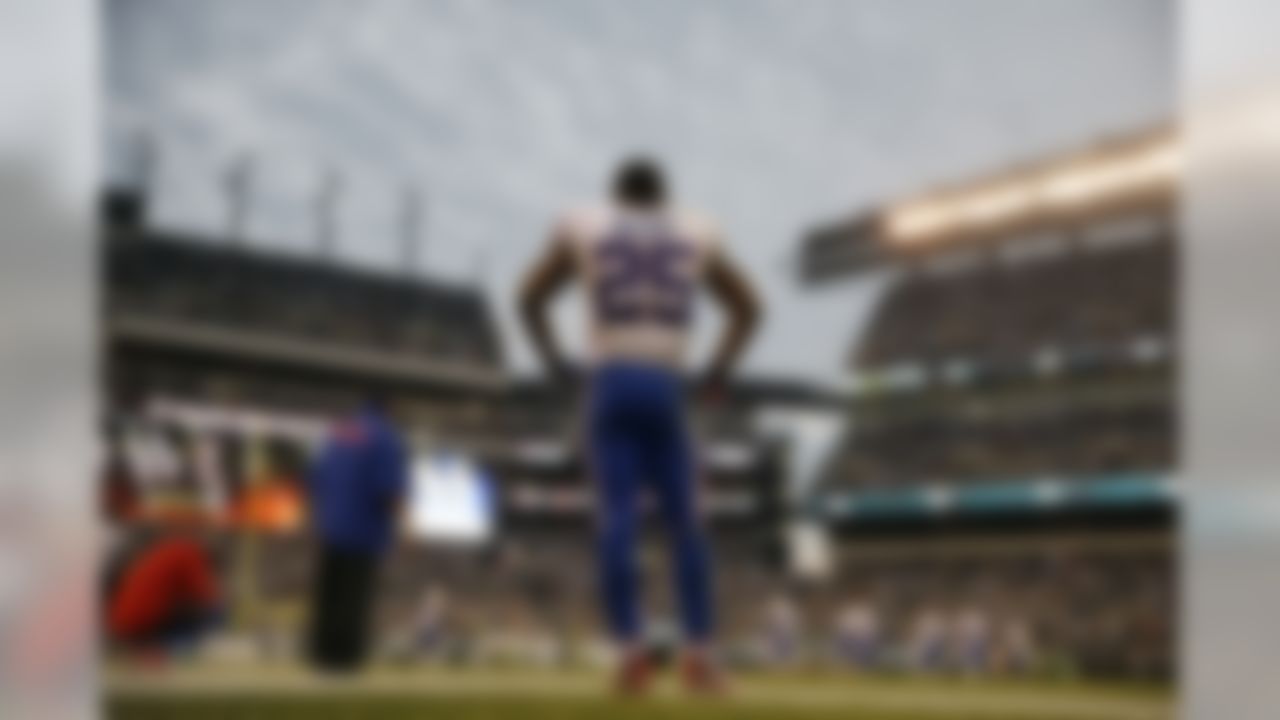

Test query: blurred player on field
[761,593,802,667]
[519,156,760,695]
[410,584,450,660]
[908,604,948,673]
[953,602,993,675]
[833,594,881,670]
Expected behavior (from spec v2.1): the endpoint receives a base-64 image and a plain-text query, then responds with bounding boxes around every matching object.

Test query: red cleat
[613,649,655,697]
[679,648,727,696]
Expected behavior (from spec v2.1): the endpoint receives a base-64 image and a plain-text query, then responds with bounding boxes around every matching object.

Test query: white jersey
[557,203,723,370]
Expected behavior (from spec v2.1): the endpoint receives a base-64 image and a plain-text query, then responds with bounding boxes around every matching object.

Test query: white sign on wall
[407,454,495,545]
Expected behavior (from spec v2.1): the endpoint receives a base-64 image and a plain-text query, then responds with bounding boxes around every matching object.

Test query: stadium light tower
[400,182,425,279]
[315,166,343,261]
[471,248,489,287]
[133,130,156,221]
[223,153,255,247]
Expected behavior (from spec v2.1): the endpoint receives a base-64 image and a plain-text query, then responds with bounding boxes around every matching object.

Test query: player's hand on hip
[693,369,729,408]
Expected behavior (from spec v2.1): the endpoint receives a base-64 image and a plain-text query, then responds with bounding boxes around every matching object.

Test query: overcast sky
[104,0,1173,381]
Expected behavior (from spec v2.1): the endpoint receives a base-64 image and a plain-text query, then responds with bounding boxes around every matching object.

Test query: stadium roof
[800,125,1179,282]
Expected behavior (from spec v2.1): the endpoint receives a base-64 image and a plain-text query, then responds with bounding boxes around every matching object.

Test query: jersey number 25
[594,233,692,327]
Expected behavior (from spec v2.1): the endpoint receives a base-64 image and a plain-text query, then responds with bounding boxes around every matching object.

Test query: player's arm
[702,246,761,391]
[519,222,577,383]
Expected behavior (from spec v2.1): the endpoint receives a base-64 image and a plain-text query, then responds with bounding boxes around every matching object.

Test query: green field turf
[106,665,1173,720]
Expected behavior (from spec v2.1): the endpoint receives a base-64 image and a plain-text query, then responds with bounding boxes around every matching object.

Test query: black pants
[308,543,378,672]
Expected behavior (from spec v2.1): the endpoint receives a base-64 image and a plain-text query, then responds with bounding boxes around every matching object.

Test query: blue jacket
[309,407,409,555]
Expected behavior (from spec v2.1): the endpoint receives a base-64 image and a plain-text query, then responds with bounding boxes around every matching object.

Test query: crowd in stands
[858,234,1174,370]
[822,226,1177,491]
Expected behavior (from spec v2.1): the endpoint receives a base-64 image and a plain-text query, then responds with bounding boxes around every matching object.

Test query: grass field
[106,664,1173,720]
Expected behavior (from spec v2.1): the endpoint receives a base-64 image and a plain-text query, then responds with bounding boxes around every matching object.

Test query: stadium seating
[821,231,1176,491]
[105,230,502,370]
[857,237,1173,369]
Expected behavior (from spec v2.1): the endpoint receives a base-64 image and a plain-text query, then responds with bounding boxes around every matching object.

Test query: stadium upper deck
[103,188,504,402]
[799,127,1179,520]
